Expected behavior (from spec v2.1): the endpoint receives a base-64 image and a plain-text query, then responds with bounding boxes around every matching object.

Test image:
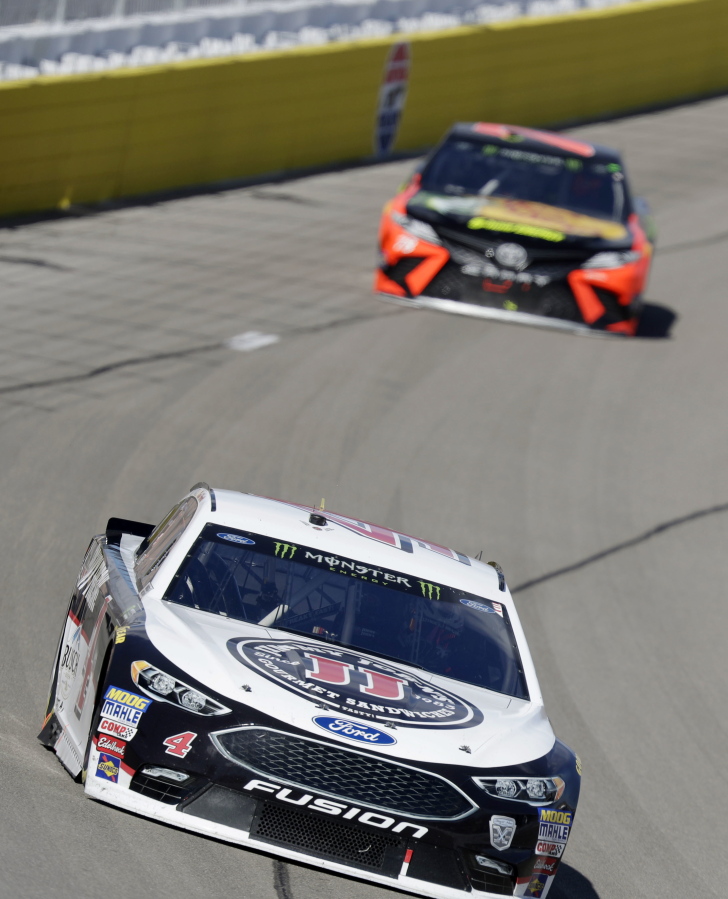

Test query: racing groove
[1,95,727,899]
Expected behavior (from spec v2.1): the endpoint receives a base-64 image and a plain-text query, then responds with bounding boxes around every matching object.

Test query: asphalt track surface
[1,95,727,899]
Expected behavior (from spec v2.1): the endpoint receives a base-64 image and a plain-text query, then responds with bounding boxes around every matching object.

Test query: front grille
[129,771,200,805]
[252,801,403,872]
[213,727,473,819]
[421,262,464,300]
[384,257,425,292]
[435,225,591,264]
[469,869,514,895]
[593,286,630,323]
[538,283,581,321]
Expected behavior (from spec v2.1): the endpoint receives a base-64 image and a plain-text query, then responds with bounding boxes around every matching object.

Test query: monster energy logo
[418,581,441,600]
[274,543,297,559]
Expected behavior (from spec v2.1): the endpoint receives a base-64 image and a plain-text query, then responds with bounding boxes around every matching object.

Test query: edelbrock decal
[97,735,126,758]
[217,533,255,545]
[313,716,396,746]
[227,639,483,729]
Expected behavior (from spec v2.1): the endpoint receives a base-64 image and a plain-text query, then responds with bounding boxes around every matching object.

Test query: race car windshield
[420,137,626,221]
[163,525,529,700]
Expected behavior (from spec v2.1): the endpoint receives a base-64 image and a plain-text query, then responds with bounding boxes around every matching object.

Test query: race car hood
[143,599,555,769]
[406,189,629,245]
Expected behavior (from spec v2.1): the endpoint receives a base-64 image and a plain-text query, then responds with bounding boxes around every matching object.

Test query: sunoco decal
[95,752,121,783]
[374,42,410,156]
[313,716,396,745]
[227,639,482,729]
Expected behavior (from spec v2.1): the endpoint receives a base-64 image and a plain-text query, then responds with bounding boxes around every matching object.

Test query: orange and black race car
[375,123,655,335]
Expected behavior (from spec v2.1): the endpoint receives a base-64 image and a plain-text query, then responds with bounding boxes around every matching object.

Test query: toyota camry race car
[40,485,580,899]
[376,122,655,335]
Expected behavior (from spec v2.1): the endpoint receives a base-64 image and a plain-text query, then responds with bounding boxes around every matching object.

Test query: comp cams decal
[228,639,483,729]
[98,718,137,741]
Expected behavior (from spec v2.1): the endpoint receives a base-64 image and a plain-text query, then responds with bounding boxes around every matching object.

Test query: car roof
[448,122,623,164]
[197,487,506,602]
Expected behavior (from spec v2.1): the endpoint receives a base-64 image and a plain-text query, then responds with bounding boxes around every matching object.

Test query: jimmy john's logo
[243,779,428,837]
[227,639,482,729]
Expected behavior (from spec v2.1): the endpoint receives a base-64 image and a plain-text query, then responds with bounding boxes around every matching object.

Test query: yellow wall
[0,0,726,217]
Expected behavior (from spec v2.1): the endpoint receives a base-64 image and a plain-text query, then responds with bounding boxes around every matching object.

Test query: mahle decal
[418,581,441,600]
[274,542,297,559]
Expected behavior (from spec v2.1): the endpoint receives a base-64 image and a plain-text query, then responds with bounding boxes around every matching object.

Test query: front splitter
[377,292,627,338]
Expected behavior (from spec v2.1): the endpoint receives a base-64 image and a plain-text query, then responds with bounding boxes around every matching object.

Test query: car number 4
[163,731,197,758]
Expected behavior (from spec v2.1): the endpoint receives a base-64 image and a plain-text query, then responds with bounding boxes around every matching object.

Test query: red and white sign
[533,857,559,876]
[535,840,565,858]
[99,718,137,742]
[97,735,126,757]
[374,43,410,156]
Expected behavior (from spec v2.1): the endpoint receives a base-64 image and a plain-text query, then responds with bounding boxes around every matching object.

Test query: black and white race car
[40,485,580,899]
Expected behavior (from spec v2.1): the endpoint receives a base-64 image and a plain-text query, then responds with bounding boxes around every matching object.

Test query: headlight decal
[390,210,441,245]
[131,660,231,716]
[472,775,565,805]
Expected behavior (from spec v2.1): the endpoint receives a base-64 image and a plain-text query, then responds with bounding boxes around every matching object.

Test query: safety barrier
[0,0,726,218]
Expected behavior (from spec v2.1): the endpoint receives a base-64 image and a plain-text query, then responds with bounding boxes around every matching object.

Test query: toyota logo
[494,243,528,270]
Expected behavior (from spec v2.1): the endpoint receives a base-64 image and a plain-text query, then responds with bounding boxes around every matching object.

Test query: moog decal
[100,686,152,727]
[227,639,482,729]
[313,716,396,745]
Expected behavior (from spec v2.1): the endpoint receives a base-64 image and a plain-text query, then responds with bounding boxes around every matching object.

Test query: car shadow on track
[636,302,677,338]
[549,863,601,899]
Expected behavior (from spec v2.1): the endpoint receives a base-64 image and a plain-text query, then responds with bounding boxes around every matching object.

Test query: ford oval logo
[217,533,255,545]
[313,716,396,745]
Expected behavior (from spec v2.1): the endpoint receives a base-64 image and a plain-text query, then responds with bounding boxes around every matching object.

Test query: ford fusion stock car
[41,485,580,899]
[376,122,654,335]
